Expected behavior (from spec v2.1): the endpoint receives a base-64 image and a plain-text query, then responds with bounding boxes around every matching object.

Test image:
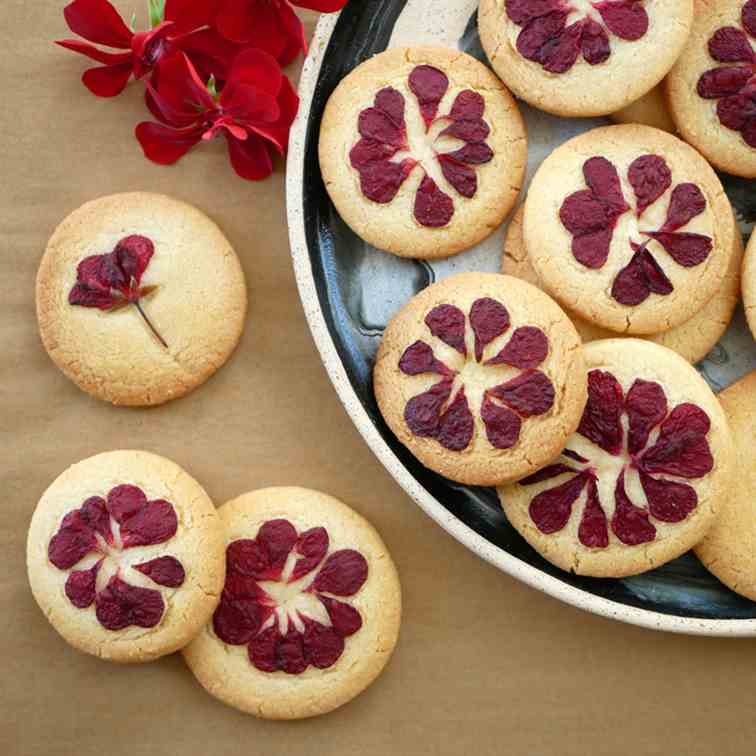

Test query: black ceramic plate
[287,0,756,634]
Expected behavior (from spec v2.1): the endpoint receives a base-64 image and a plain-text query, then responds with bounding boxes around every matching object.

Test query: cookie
[373,272,587,486]
[502,205,743,363]
[667,0,756,179]
[318,46,527,259]
[182,487,401,720]
[37,193,247,406]
[478,0,694,117]
[744,228,756,339]
[498,339,734,578]
[524,124,734,335]
[610,84,676,133]
[695,372,756,599]
[27,450,225,663]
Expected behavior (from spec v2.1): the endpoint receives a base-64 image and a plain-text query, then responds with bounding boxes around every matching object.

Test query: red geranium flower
[212,0,349,65]
[56,0,237,97]
[135,48,299,180]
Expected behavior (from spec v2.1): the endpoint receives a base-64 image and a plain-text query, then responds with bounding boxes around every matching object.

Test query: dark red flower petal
[119,499,178,548]
[80,496,112,541]
[226,133,274,181]
[661,183,707,232]
[743,117,756,148]
[572,227,614,269]
[450,90,485,120]
[352,156,415,203]
[95,575,165,630]
[404,379,453,437]
[425,304,467,355]
[505,0,563,25]
[68,283,117,309]
[584,156,629,218]
[438,155,477,198]
[447,142,494,164]
[612,249,652,305]
[560,190,611,237]
[697,66,752,98]
[594,0,649,40]
[529,472,588,534]
[516,11,568,63]
[520,463,580,485]
[717,93,752,130]
[65,560,102,608]
[643,232,713,267]
[135,122,204,165]
[578,478,609,548]
[319,596,363,636]
[63,0,133,49]
[540,20,583,74]
[55,39,132,65]
[256,519,298,576]
[578,369,624,455]
[489,370,555,418]
[303,622,345,669]
[248,626,279,672]
[313,550,369,596]
[481,396,522,449]
[581,18,610,65]
[48,510,99,570]
[291,527,329,581]
[744,0,756,36]
[611,470,656,546]
[563,449,589,463]
[640,403,714,478]
[708,26,755,63]
[469,297,510,363]
[413,175,454,228]
[276,629,308,674]
[224,47,284,104]
[81,62,133,97]
[399,340,451,376]
[640,471,697,523]
[165,0,218,33]
[441,117,491,143]
[227,538,270,578]
[627,154,671,217]
[213,596,265,645]
[408,65,449,127]
[133,556,186,587]
[291,0,347,9]
[435,388,475,451]
[115,235,154,286]
[625,378,667,455]
[487,326,549,369]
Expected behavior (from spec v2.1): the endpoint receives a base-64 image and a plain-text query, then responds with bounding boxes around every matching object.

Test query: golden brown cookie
[502,205,743,363]
[27,450,225,663]
[667,0,756,179]
[695,371,756,599]
[524,125,734,335]
[478,0,694,117]
[318,46,527,259]
[37,193,247,406]
[743,227,756,338]
[183,488,401,720]
[610,84,676,133]
[498,339,734,578]
[374,272,587,486]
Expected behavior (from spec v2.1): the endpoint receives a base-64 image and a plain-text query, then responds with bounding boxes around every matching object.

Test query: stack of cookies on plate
[318,0,756,590]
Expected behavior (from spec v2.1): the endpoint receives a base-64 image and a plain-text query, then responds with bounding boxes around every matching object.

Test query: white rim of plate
[285,12,756,637]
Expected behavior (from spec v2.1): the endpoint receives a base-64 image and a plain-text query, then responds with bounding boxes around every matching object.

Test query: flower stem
[133,299,168,348]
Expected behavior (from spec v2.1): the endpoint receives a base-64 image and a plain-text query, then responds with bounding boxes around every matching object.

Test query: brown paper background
[3,3,756,754]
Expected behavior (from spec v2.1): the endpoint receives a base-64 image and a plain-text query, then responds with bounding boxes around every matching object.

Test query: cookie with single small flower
[695,371,756,599]
[478,0,693,117]
[374,272,587,486]
[502,205,743,363]
[36,193,247,406]
[743,228,756,338]
[524,125,734,335]
[182,487,401,720]
[27,450,225,663]
[318,46,527,259]
[667,0,756,179]
[610,84,676,133]
[498,339,734,578]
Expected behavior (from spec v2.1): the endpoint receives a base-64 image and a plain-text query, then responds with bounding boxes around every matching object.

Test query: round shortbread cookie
[502,205,743,363]
[524,124,734,335]
[478,0,693,117]
[318,46,527,259]
[695,371,756,599]
[610,84,676,133]
[498,339,734,578]
[667,0,756,179]
[744,228,756,338]
[27,450,225,663]
[183,488,401,720]
[37,192,247,406]
[373,272,587,486]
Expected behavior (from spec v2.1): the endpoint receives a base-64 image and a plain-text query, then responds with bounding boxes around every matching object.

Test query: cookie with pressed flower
[373,272,587,486]
[610,84,676,133]
[695,372,756,599]
[27,450,225,663]
[744,228,756,338]
[37,193,247,406]
[524,125,734,336]
[498,339,734,578]
[667,0,756,179]
[503,206,743,363]
[478,0,693,117]
[183,487,401,720]
[318,46,527,259]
